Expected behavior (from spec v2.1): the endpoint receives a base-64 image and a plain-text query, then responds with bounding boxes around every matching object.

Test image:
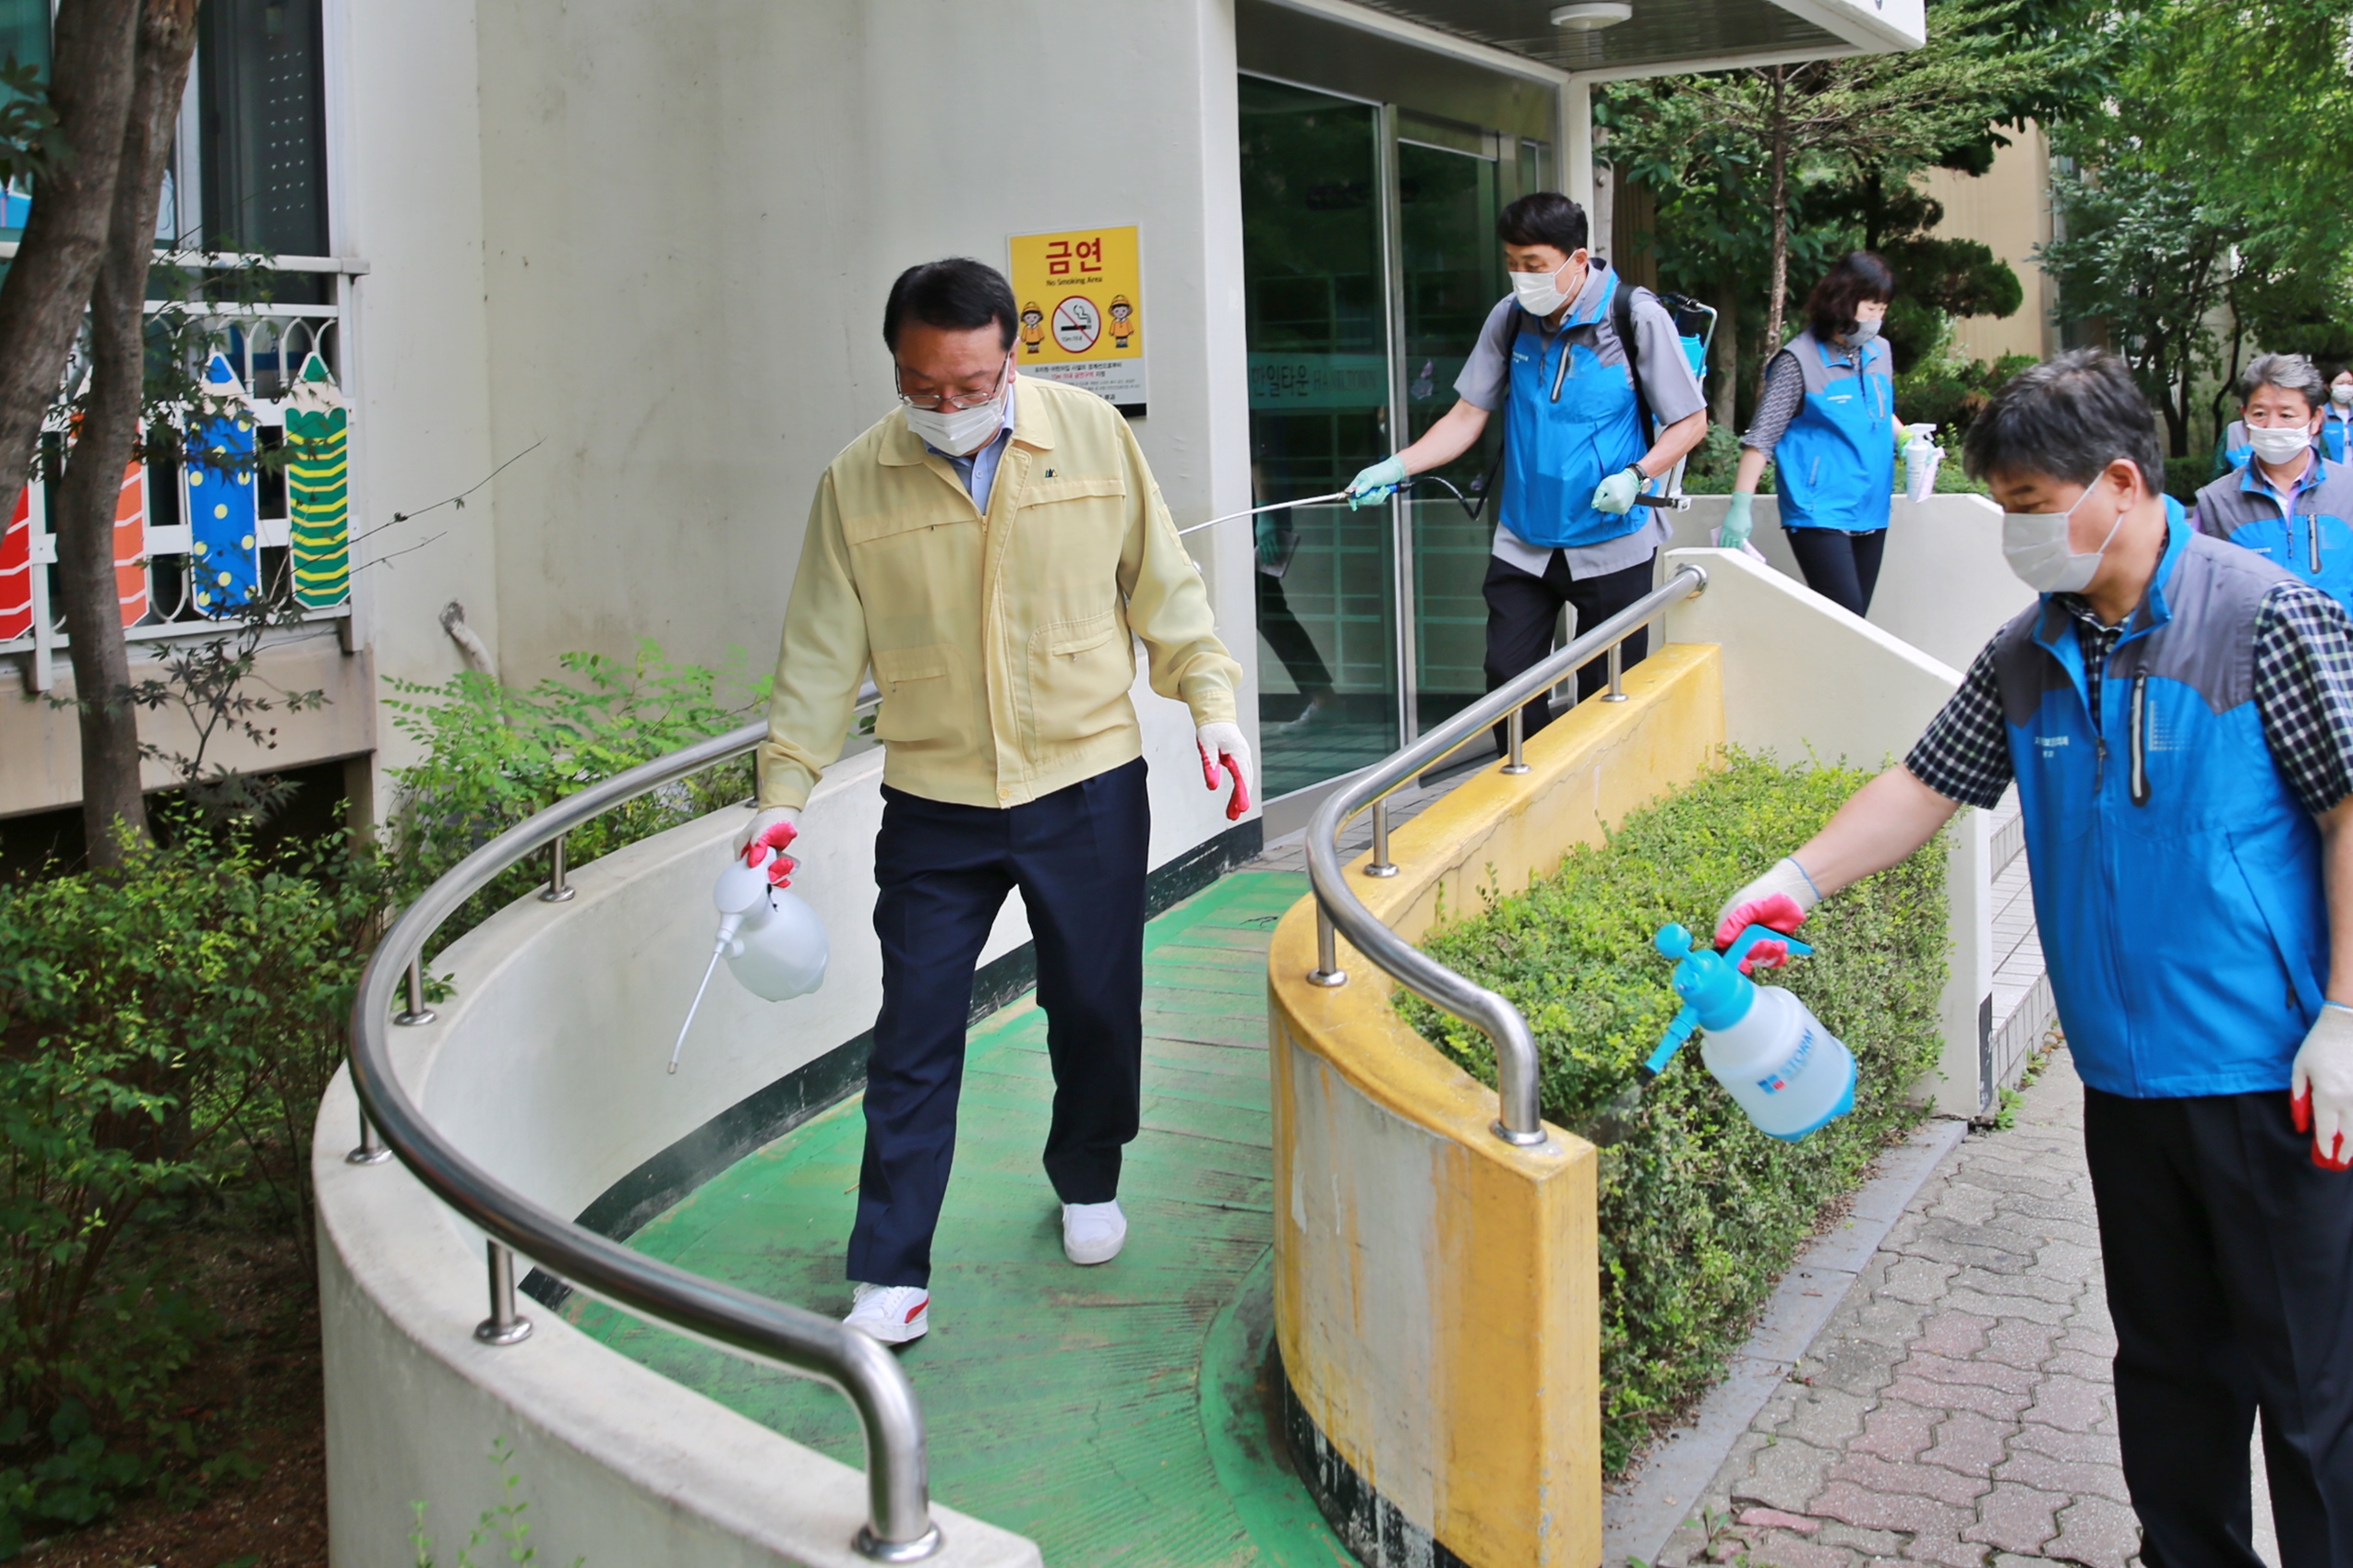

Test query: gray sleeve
[1453,297,1521,412]
[1740,351,1806,453]
[1628,291,1706,426]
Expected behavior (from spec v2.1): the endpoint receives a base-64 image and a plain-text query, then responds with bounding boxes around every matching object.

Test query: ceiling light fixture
[1551,2,1632,28]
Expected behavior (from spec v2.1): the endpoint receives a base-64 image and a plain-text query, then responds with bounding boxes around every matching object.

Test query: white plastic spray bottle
[1643,922,1855,1141]
[667,850,829,1073]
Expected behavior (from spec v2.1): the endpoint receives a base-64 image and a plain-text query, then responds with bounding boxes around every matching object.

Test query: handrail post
[1308,904,1347,987]
[1501,707,1530,774]
[1603,642,1628,702]
[539,832,576,902]
[475,1241,534,1346]
[1363,799,1398,878]
[394,958,436,1026]
[347,1106,391,1166]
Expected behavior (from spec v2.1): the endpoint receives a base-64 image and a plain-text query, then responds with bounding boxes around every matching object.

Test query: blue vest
[1497,268,1650,551]
[1992,507,2323,1099]
[2192,453,2353,614]
[1774,331,1894,533]
[2220,418,2251,473]
[2323,410,2353,464]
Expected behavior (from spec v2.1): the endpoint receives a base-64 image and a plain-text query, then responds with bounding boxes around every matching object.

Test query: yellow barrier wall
[1267,644,1725,1567]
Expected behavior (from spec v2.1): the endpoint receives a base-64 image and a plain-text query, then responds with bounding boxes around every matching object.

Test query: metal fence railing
[1301,564,1710,1145]
[346,709,942,1562]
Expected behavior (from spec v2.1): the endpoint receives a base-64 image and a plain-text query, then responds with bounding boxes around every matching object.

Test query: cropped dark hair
[1963,349,2166,496]
[882,258,1017,353]
[1805,251,1897,342]
[2238,353,2326,412]
[1496,192,1588,256]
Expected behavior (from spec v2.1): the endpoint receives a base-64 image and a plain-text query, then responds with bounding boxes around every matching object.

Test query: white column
[1564,77,1594,212]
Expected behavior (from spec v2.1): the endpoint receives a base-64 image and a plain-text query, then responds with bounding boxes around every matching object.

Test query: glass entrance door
[1239,77,1399,801]
[1397,129,1507,736]
[1240,75,1554,805]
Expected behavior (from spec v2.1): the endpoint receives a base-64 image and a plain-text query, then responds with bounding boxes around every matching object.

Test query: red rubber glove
[1711,857,1821,974]
[1197,721,1255,823]
[738,808,800,889]
[2291,1003,2353,1171]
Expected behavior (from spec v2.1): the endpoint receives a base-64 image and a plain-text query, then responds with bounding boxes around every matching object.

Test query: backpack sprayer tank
[667,851,828,1072]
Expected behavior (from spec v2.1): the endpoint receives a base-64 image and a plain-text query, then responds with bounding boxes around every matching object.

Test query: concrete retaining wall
[1668,492,2034,675]
[1659,548,1994,1119]
[1267,643,1728,1567]
[316,743,1044,1566]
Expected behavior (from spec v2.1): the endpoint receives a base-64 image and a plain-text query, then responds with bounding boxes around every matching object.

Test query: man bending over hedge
[1717,349,2353,1568]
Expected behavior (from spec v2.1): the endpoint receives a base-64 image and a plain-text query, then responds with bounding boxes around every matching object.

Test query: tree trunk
[52,0,200,866]
[0,0,141,534]
[1710,272,1740,430]
[1861,164,1884,253]
[1762,68,1792,361]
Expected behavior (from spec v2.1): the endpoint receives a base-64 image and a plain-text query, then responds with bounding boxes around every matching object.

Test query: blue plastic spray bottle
[1645,923,1856,1141]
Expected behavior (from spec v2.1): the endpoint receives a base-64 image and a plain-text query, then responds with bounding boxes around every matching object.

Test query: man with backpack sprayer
[1345,191,1708,743]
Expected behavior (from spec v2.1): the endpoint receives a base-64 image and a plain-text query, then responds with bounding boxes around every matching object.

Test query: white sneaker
[845,1283,930,1344]
[1062,1200,1127,1265]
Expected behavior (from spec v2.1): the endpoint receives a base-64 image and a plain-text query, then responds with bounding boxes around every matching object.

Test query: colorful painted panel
[113,452,147,628]
[185,353,258,616]
[284,353,349,608]
[0,484,28,640]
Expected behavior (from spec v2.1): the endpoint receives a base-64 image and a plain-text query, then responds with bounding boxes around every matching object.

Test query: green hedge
[1399,751,1946,1475]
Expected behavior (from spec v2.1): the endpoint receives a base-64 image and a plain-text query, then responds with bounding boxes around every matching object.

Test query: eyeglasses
[895,355,1011,413]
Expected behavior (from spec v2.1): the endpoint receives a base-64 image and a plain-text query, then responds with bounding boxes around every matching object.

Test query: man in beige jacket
[737,258,1250,1344]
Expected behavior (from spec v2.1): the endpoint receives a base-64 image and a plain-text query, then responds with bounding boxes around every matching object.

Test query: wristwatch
[1629,461,1652,482]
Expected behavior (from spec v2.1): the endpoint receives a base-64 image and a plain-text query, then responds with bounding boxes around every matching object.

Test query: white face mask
[2002,481,2127,595]
[2248,425,2313,467]
[902,382,1007,455]
[1848,317,1882,346]
[1511,258,1576,318]
[2334,383,2353,408]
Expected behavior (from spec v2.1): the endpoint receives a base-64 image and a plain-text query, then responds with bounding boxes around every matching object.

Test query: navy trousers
[846,759,1150,1288]
[2083,1087,2353,1568]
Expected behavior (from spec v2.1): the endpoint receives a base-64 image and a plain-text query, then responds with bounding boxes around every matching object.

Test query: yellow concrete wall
[1267,644,1724,1567]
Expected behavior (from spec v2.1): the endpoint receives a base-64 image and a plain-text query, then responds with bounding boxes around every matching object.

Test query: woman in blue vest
[2323,365,2353,463]
[1715,350,2353,1567]
[1340,192,1709,740]
[2192,353,2353,612]
[1720,252,1904,617]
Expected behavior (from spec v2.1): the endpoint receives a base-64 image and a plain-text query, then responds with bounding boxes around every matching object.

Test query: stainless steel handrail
[347,715,945,1562]
[1303,564,1710,1146]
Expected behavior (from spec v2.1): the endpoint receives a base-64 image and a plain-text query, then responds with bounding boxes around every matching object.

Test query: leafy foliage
[2042,0,2353,461]
[1603,0,2066,362]
[1399,753,1946,1472]
[382,642,766,934]
[410,1439,582,1567]
[0,822,386,1545]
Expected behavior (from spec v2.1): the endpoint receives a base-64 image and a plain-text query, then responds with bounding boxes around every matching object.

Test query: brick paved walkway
[1651,1047,2279,1568]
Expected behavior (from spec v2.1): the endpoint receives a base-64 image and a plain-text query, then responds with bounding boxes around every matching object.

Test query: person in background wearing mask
[741,258,1249,1344]
[1342,191,1707,739]
[1712,350,2353,1567]
[2322,365,2353,463]
[1720,251,1907,617]
[2194,354,2353,610]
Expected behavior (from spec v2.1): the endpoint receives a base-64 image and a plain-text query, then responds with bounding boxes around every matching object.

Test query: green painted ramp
[570,870,1353,1567]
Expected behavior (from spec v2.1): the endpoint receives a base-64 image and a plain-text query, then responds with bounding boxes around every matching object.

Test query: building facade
[0,0,1924,858]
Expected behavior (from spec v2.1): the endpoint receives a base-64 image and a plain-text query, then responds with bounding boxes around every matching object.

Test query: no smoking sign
[1051,296,1101,353]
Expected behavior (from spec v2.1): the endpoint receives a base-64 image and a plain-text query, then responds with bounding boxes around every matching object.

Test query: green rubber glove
[1591,464,1644,515]
[1721,491,1756,549]
[1347,455,1409,509]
